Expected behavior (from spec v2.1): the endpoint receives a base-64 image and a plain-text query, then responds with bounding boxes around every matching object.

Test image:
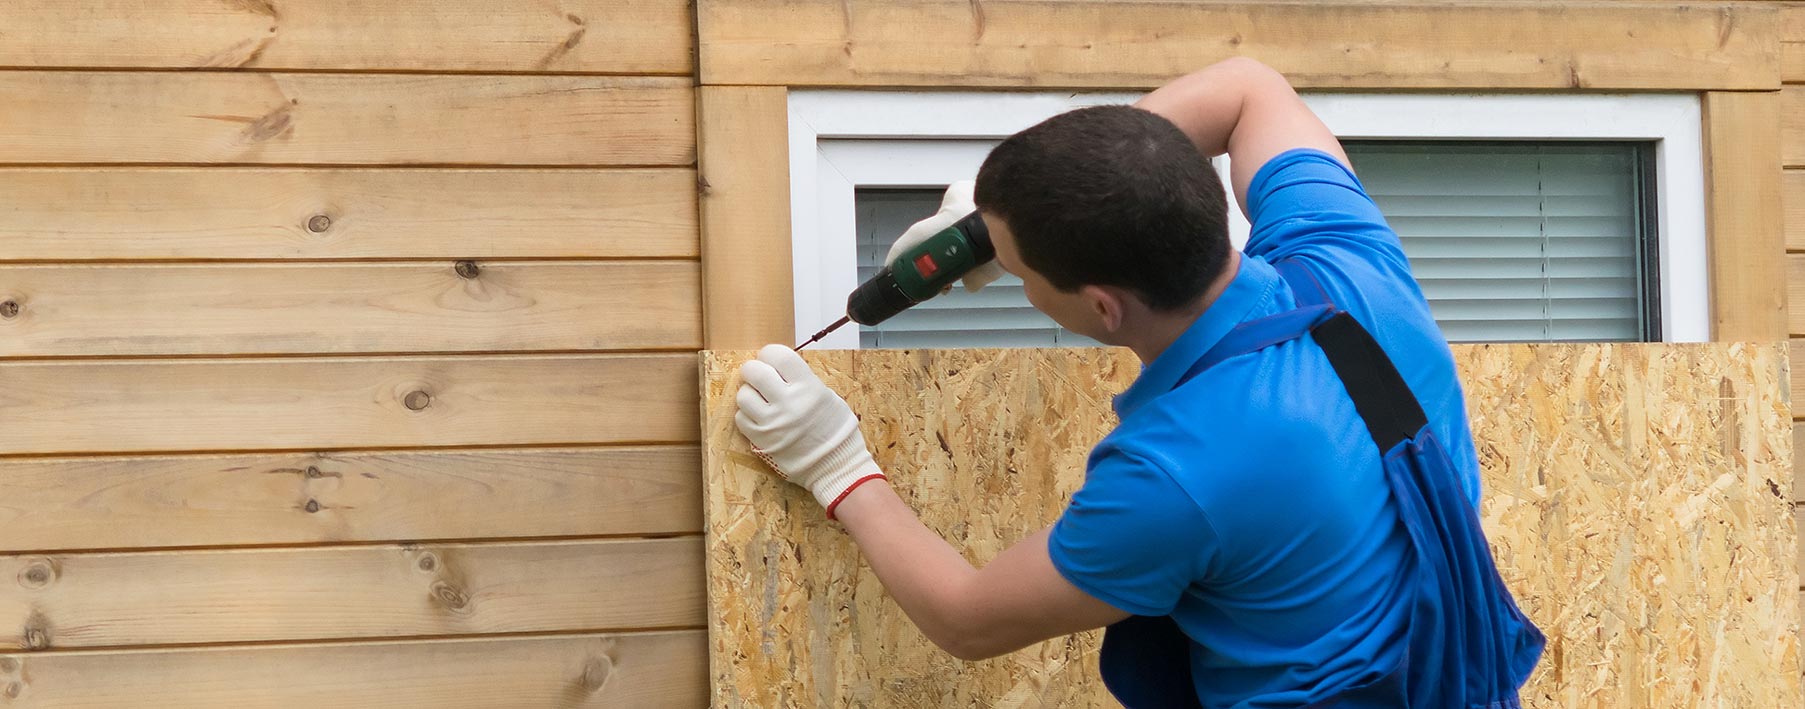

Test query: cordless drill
[795,210,994,349]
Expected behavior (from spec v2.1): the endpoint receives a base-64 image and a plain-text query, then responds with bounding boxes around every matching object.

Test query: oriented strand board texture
[705,349,1132,707]
[702,344,1799,708]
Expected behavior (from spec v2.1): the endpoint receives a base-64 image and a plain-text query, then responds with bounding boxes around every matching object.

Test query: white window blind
[1345,142,1653,342]
[851,142,1653,349]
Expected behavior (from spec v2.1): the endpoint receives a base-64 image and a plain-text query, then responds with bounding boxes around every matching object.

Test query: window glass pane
[1344,142,1654,342]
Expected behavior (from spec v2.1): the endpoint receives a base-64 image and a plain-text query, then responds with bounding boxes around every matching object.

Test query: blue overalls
[1097,259,1545,708]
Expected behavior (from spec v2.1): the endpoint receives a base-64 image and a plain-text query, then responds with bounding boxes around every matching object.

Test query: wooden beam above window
[698,0,1779,91]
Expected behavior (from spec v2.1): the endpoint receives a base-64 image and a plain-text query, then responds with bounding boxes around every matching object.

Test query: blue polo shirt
[1047,149,1483,707]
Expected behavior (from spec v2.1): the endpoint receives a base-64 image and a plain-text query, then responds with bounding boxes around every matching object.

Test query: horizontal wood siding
[0,168,700,261]
[0,631,708,707]
[0,0,694,74]
[0,1,705,700]
[0,261,701,356]
[0,446,702,552]
[0,355,698,455]
[0,73,694,165]
[1,539,703,649]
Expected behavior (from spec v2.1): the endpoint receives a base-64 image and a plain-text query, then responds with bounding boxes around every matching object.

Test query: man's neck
[1124,251,1241,364]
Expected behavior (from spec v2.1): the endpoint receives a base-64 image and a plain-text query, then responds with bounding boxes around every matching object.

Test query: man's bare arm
[832,481,1130,661]
[1134,57,1348,216]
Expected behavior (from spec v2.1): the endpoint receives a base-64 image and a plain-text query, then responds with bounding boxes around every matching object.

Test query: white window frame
[789,90,1708,349]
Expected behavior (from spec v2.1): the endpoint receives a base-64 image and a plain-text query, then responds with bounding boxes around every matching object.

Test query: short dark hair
[974,105,1229,311]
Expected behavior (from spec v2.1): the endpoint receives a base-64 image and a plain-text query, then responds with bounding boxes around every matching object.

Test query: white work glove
[736,344,885,518]
[886,180,1006,292]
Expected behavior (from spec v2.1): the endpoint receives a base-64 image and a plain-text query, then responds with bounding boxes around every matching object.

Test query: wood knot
[430,581,470,610]
[404,390,432,411]
[578,655,614,694]
[21,620,50,651]
[454,260,480,279]
[0,300,18,319]
[16,560,54,590]
[2,682,18,699]
[306,214,332,233]
[416,553,437,572]
[303,499,321,514]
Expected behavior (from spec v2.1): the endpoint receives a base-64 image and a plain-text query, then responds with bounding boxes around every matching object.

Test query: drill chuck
[846,211,994,327]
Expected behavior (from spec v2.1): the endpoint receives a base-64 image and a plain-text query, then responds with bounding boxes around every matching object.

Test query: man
[734,57,1544,707]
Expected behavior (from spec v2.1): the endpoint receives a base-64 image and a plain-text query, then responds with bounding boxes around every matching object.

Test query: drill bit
[795,315,851,350]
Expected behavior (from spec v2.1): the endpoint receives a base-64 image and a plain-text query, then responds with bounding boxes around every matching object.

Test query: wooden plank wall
[1786,3,1805,678]
[0,2,707,705]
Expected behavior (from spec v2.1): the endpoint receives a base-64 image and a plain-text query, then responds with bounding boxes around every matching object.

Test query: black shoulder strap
[1311,312,1430,452]
[1274,259,1430,452]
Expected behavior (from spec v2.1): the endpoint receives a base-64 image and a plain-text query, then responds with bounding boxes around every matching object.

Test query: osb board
[702,344,1799,708]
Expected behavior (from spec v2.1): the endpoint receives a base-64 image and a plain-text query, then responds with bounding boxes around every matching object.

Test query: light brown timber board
[1788,255,1805,337]
[704,345,1799,707]
[697,0,1780,90]
[1787,4,1805,85]
[1787,88,1805,169]
[0,446,701,552]
[698,86,794,348]
[1787,169,1805,252]
[0,168,700,260]
[0,0,693,74]
[0,538,702,649]
[0,261,701,356]
[0,355,696,455]
[0,73,693,166]
[1705,91,1787,341]
[0,630,707,707]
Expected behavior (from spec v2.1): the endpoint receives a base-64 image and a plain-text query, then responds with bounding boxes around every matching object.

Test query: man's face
[983,214,1114,343]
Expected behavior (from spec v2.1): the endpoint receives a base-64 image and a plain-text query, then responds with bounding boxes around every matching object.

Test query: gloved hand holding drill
[738,182,998,516]
[886,180,1005,293]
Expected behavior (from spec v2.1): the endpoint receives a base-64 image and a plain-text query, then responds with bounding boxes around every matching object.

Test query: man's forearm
[831,480,987,657]
[1133,57,1274,157]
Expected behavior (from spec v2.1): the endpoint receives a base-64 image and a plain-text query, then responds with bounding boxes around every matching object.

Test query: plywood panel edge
[1706,91,1787,341]
[698,87,794,348]
[698,0,1780,90]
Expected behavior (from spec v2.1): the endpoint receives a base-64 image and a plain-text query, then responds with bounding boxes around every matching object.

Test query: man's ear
[1080,285,1128,334]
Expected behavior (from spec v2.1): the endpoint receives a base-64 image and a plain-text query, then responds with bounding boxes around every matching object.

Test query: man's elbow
[937,634,1014,663]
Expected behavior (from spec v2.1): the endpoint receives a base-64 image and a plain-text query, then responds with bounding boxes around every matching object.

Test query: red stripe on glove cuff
[825,474,888,520]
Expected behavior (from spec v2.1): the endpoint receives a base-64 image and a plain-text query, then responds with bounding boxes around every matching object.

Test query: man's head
[974,105,1231,345]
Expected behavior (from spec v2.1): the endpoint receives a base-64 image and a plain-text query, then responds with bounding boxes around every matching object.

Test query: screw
[404,390,432,411]
[304,499,321,513]
[418,555,437,572]
[307,215,332,233]
[304,466,322,479]
[0,301,18,318]
[454,260,480,279]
